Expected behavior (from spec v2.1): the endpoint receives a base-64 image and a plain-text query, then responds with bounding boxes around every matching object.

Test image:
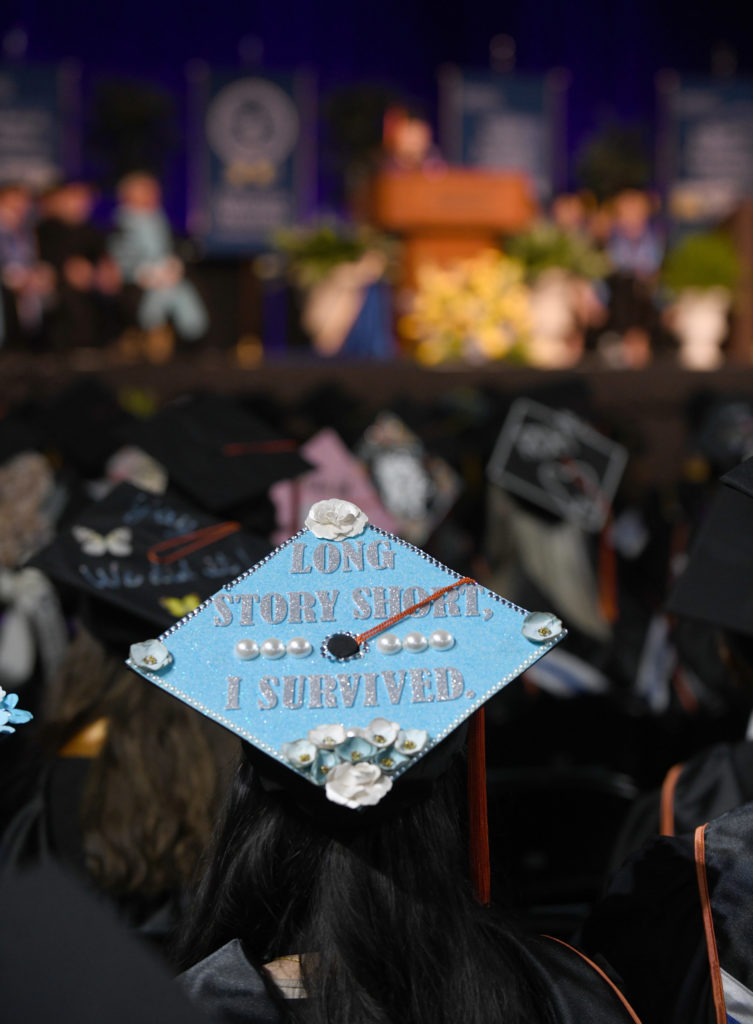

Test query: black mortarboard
[32,483,270,648]
[126,394,311,513]
[40,378,134,478]
[667,458,753,637]
[0,863,209,1024]
[0,405,44,466]
[486,396,628,534]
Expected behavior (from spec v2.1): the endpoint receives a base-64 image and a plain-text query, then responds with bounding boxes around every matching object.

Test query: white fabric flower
[521,611,564,643]
[325,761,393,809]
[307,723,347,748]
[304,499,368,540]
[364,717,399,748]
[281,739,318,768]
[129,638,172,672]
[395,728,429,756]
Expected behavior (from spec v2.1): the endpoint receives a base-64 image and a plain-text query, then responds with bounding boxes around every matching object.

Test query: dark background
[3,0,753,220]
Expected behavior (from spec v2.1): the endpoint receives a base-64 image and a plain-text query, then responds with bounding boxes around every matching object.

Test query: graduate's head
[160,499,564,1024]
[668,457,753,681]
[30,481,272,900]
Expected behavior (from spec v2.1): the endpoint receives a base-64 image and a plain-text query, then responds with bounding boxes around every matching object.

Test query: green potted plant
[273,221,398,358]
[661,232,740,370]
[506,221,609,368]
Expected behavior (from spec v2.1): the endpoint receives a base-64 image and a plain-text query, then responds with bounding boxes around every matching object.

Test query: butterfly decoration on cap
[72,526,133,558]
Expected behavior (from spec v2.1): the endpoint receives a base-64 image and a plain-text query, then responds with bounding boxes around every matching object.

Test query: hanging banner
[0,63,79,187]
[439,69,567,201]
[658,74,753,227]
[188,65,315,254]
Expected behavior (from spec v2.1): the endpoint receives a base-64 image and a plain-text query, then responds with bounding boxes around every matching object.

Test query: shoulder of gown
[179,939,283,1024]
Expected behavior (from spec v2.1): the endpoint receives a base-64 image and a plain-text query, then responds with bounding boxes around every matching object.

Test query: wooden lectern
[369,169,537,287]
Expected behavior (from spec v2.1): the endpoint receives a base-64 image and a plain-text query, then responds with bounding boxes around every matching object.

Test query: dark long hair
[42,627,221,899]
[177,748,550,1024]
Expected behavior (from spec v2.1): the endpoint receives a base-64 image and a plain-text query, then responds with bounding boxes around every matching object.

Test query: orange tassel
[598,512,619,624]
[467,707,491,905]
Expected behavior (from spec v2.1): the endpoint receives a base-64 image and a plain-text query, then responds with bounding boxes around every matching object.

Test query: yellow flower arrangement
[400,249,531,366]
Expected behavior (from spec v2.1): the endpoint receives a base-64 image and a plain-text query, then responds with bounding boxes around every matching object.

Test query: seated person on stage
[36,180,122,349]
[0,183,54,348]
[126,497,641,1023]
[108,171,208,352]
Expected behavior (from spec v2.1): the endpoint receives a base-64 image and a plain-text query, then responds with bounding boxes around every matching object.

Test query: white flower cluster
[281,717,429,809]
[304,499,368,541]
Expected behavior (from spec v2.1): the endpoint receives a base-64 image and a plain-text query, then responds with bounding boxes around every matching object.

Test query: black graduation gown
[179,934,642,1024]
[582,799,753,1024]
[609,739,753,869]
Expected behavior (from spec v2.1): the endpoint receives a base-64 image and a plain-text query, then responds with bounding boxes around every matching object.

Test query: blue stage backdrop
[659,74,753,230]
[0,62,79,187]
[188,66,315,254]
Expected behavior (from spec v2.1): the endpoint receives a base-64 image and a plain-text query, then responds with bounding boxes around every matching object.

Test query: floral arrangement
[282,717,429,808]
[273,221,398,290]
[660,232,741,294]
[507,221,610,282]
[399,249,531,366]
[0,687,33,734]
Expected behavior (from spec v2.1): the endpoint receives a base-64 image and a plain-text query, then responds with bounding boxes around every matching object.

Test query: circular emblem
[206,77,300,167]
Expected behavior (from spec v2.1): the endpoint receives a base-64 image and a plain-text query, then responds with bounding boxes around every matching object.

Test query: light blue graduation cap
[126,499,565,809]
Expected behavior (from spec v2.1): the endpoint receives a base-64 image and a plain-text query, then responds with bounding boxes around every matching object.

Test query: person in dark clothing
[127,496,642,1024]
[583,456,753,1023]
[608,457,753,867]
[36,180,122,349]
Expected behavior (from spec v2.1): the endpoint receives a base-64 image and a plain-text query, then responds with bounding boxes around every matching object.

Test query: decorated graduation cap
[126,498,565,813]
[487,397,627,534]
[127,394,312,513]
[268,427,399,545]
[32,482,270,645]
[667,457,753,638]
[357,412,462,545]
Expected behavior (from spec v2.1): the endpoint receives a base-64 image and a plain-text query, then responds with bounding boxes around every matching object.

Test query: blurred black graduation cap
[126,393,311,514]
[40,378,135,478]
[0,404,44,466]
[32,482,270,649]
[0,862,209,1024]
[667,457,753,638]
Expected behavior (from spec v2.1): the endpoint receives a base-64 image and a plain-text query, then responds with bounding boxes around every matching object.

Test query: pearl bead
[287,636,312,658]
[376,633,402,655]
[429,629,454,651]
[261,638,285,659]
[235,638,260,660]
[403,631,428,653]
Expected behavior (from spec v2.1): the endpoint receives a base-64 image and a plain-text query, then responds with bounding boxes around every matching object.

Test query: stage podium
[369,169,537,287]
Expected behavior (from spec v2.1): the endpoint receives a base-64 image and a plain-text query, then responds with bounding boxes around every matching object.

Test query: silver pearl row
[376,629,455,655]
[235,636,313,660]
